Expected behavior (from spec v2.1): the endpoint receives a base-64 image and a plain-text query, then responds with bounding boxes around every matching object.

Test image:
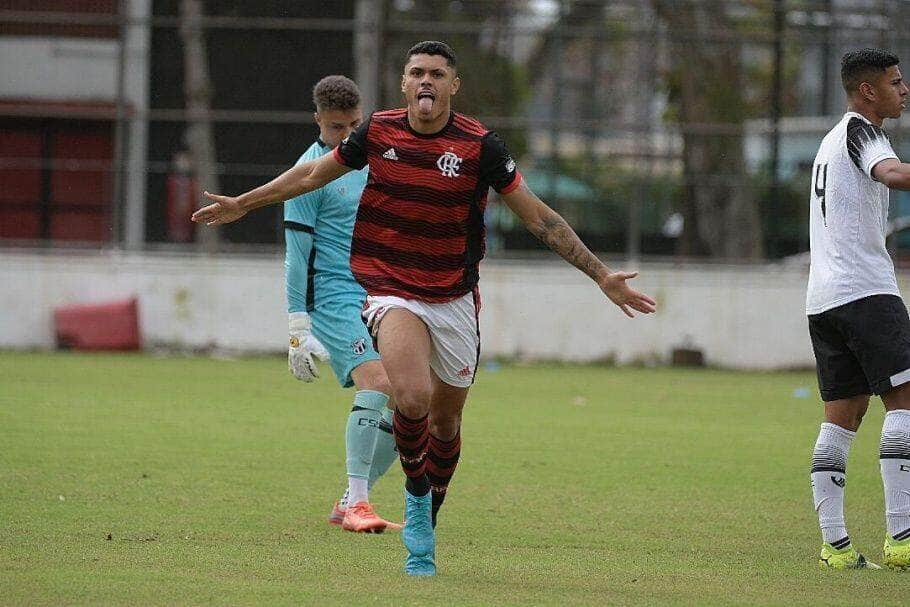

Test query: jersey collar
[406,110,455,139]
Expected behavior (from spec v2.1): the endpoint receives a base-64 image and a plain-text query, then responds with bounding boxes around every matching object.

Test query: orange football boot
[341,501,402,533]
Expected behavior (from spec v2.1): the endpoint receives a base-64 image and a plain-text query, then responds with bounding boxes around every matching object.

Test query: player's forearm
[237,162,319,212]
[527,207,609,282]
[880,162,910,190]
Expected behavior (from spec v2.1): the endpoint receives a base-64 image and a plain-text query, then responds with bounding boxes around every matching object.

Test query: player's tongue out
[418,93,433,113]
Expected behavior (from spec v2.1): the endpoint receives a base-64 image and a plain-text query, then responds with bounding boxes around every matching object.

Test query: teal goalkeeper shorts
[310,296,380,388]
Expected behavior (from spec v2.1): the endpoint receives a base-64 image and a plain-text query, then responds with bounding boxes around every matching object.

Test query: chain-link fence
[2,0,909,260]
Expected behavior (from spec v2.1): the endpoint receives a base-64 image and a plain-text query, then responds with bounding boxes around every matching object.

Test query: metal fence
[1,0,909,260]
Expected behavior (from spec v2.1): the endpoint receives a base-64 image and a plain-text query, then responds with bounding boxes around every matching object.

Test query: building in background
[0,0,354,248]
[0,0,147,244]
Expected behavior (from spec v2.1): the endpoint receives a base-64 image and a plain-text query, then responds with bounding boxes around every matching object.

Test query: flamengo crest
[437,151,462,177]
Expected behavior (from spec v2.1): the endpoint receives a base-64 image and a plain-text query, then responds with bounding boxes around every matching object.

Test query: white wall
[0,37,119,101]
[1,250,286,352]
[2,249,876,370]
[481,259,818,368]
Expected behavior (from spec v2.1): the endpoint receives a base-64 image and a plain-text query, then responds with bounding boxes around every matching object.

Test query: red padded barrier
[53,297,141,351]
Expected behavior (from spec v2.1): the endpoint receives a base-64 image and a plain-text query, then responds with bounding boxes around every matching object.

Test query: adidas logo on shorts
[383,148,398,160]
[457,365,472,378]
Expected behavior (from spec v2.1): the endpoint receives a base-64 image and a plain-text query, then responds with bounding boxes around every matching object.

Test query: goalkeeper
[285,75,399,533]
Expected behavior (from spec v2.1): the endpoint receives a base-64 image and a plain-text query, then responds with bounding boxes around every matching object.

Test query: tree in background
[653,0,764,259]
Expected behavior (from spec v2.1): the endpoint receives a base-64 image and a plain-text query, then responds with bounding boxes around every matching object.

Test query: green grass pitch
[1,352,906,605]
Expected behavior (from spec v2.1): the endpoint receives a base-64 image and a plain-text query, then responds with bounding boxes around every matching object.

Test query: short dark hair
[406,41,457,69]
[312,75,361,112]
[841,48,900,92]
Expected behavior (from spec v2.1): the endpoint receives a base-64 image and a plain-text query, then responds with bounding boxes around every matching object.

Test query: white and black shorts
[808,294,910,401]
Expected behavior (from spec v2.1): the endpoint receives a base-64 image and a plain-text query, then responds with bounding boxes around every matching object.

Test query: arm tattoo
[528,208,605,281]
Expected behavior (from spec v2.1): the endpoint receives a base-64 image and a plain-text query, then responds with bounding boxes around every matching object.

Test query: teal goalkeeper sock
[369,405,398,490]
[345,390,387,481]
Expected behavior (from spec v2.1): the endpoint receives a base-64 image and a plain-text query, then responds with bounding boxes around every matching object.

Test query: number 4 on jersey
[814,163,828,225]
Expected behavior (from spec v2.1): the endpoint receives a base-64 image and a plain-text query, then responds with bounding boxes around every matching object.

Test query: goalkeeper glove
[288,312,330,382]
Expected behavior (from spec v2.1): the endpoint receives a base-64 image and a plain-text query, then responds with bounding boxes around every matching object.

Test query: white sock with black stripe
[811,422,855,546]
[880,409,910,540]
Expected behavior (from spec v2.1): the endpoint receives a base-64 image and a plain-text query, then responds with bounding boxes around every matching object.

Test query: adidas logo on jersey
[383,148,398,160]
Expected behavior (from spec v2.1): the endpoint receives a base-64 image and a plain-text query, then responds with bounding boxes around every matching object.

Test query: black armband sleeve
[480,131,522,194]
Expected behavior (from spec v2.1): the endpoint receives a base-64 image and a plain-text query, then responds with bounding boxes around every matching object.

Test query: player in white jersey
[807,48,910,570]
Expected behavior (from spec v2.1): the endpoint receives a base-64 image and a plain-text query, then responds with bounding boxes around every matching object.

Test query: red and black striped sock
[427,432,461,527]
[393,409,430,496]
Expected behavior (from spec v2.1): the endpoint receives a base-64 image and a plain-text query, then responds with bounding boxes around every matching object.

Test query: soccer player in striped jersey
[807,48,910,570]
[283,75,400,534]
[193,41,656,576]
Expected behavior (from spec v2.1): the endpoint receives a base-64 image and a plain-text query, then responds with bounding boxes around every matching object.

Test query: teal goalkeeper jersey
[283,139,369,304]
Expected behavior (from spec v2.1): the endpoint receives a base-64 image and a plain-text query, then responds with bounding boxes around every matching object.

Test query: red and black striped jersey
[333,109,521,303]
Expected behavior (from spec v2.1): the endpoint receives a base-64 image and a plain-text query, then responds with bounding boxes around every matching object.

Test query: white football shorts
[362,291,480,388]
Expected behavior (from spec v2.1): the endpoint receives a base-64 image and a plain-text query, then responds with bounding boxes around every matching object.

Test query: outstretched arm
[873,158,910,190]
[500,181,657,317]
[191,152,351,225]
